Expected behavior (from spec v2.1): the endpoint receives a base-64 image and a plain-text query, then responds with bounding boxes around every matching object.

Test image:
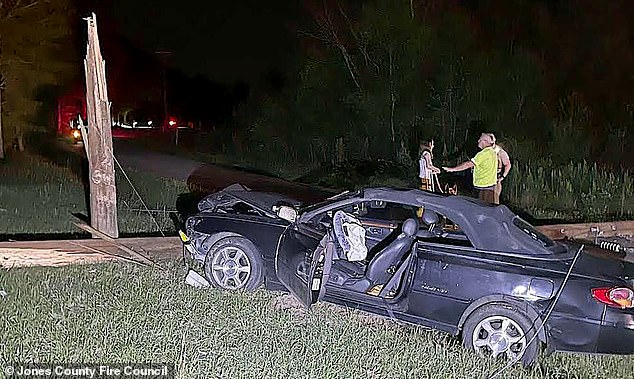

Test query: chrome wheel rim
[472,315,527,360]
[211,246,251,290]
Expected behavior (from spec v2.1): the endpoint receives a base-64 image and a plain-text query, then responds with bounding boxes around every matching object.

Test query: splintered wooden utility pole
[83,13,118,238]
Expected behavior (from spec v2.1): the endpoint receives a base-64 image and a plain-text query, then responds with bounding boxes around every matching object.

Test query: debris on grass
[0,289,7,298]
[184,269,210,288]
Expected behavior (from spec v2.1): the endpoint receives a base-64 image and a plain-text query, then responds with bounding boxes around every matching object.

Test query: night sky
[105,0,302,85]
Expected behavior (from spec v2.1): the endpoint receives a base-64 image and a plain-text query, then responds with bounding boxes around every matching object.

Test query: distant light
[169,120,176,126]
[72,130,81,139]
[148,121,153,125]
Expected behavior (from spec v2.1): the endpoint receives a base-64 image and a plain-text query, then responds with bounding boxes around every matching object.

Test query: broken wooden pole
[536,220,634,240]
[75,222,165,270]
[83,13,118,238]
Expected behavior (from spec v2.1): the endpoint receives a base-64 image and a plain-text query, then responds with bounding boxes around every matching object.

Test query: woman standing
[419,139,441,192]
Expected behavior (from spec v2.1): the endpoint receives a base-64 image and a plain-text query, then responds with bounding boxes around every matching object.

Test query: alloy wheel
[472,315,527,360]
[210,246,252,289]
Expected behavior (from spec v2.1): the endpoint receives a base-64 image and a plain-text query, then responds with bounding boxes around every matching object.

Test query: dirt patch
[321,303,399,327]
[270,293,308,318]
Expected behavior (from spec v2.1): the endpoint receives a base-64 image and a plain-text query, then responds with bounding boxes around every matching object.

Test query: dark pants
[477,187,496,204]
[493,181,502,204]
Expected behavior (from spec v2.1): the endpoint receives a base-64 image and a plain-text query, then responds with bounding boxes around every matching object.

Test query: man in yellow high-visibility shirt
[442,133,498,203]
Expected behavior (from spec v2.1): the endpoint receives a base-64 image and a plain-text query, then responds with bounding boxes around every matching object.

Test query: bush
[296,158,417,190]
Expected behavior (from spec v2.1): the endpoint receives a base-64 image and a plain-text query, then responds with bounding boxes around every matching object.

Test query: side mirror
[275,205,297,223]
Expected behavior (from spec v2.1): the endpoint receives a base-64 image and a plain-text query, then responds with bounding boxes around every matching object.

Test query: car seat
[418,208,439,236]
[343,218,419,293]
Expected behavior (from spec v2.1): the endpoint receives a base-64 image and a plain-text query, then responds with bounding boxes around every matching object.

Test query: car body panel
[191,215,288,288]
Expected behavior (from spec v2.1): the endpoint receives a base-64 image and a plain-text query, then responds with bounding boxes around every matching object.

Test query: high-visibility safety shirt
[470,147,498,188]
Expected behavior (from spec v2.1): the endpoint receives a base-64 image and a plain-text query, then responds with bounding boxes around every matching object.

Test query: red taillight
[592,287,634,309]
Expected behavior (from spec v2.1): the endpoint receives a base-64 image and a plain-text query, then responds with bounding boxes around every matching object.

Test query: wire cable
[112,154,165,236]
[487,244,585,379]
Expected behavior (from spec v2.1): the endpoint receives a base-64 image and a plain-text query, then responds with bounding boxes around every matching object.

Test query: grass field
[505,161,634,222]
[0,154,186,236]
[1,261,632,379]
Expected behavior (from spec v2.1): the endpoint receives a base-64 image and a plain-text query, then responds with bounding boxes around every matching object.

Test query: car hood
[559,240,634,284]
[197,183,302,217]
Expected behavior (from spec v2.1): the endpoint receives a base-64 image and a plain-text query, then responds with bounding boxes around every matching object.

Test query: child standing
[419,139,441,192]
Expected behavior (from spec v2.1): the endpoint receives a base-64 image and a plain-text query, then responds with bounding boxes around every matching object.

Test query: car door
[408,214,480,329]
[275,199,419,305]
[274,223,332,307]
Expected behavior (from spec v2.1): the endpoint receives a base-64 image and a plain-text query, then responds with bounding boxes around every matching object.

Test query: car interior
[313,200,471,298]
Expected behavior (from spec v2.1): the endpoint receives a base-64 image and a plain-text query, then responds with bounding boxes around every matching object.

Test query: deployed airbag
[333,210,368,262]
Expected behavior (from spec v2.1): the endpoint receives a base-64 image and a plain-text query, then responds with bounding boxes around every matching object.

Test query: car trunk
[559,241,634,284]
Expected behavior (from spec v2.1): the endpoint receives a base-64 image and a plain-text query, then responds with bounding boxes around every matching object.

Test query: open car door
[275,228,333,307]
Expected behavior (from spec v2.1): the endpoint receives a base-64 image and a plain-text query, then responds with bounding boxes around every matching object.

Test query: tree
[0,0,78,154]
[247,0,548,166]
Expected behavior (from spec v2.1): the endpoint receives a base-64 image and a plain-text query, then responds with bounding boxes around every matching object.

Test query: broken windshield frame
[299,190,361,215]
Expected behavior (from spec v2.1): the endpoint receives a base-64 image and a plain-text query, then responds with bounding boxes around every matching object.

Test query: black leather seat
[343,218,419,293]
[418,208,440,238]
[421,208,439,229]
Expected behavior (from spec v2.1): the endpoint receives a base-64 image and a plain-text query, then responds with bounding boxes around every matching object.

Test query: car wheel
[203,237,263,291]
[462,303,540,367]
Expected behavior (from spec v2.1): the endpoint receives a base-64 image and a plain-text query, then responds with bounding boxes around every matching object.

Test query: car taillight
[592,287,634,309]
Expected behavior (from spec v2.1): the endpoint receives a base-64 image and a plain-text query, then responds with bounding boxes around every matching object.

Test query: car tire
[462,303,540,367]
[203,237,264,291]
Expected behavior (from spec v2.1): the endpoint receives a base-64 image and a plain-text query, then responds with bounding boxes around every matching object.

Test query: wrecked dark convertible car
[182,184,634,366]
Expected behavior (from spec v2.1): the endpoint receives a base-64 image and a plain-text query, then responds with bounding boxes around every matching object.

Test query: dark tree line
[236,0,634,169]
[2,0,633,169]
[0,0,78,156]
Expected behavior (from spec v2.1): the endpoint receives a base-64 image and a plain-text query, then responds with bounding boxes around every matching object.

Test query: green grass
[0,261,632,378]
[0,154,186,236]
[505,161,634,222]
